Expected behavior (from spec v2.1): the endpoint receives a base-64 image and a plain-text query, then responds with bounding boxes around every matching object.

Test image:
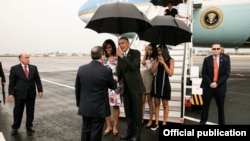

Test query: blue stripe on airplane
[78,0,149,13]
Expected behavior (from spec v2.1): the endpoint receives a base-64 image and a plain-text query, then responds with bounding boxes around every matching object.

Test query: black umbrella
[138,15,192,46]
[150,0,183,7]
[85,2,151,35]
[1,83,5,105]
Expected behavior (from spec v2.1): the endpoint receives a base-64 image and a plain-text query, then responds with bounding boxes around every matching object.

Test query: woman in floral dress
[102,39,122,136]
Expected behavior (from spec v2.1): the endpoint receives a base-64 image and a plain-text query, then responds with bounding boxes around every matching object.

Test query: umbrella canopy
[138,15,192,46]
[85,2,151,35]
[150,0,183,7]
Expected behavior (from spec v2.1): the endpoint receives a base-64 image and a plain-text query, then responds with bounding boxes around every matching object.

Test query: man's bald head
[91,46,104,60]
[19,52,30,65]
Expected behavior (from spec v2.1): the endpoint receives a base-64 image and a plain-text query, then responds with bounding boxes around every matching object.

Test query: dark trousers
[123,86,142,139]
[13,97,35,129]
[81,116,105,141]
[200,88,225,125]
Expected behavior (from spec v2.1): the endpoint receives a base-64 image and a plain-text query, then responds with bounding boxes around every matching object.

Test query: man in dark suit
[220,47,230,60]
[116,37,145,141]
[220,47,231,71]
[0,62,6,84]
[75,46,117,141]
[8,52,43,135]
[0,61,6,103]
[200,43,230,125]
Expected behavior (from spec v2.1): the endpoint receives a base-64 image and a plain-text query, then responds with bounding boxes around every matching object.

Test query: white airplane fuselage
[78,0,250,48]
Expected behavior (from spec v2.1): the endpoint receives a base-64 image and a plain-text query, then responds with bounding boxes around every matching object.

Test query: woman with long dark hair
[150,45,175,130]
[140,43,157,128]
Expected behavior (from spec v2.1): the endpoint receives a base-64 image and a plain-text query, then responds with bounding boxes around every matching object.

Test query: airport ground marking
[184,116,217,125]
[41,79,75,89]
[41,78,218,125]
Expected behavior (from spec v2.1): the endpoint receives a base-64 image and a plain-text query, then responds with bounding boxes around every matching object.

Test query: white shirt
[213,56,220,67]
[21,63,29,72]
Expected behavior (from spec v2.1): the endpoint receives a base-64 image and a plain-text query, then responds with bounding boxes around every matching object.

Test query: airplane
[78,0,250,48]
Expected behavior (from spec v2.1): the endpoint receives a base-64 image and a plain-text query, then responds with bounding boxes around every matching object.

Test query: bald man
[8,53,43,135]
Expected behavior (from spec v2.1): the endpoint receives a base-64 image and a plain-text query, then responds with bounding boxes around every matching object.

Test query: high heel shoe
[113,130,119,136]
[103,129,112,136]
[145,121,153,129]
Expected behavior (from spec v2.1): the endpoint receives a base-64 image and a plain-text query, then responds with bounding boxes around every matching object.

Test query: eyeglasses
[212,48,220,50]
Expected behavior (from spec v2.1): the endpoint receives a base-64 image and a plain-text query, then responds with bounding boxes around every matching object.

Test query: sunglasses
[212,48,220,50]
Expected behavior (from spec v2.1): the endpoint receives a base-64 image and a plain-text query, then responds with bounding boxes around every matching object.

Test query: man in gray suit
[75,46,117,141]
[116,37,145,141]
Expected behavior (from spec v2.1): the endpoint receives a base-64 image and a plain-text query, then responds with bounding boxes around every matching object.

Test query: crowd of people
[0,1,231,140]
[0,36,174,141]
[0,1,181,141]
[75,37,177,141]
[0,39,231,141]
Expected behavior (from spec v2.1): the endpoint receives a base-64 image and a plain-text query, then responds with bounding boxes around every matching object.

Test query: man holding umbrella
[116,37,145,141]
[0,61,6,103]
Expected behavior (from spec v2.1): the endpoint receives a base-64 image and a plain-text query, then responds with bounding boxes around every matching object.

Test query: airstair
[119,1,195,124]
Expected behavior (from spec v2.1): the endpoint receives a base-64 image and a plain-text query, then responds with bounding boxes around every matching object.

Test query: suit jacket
[8,64,43,99]
[221,53,230,61]
[116,49,145,94]
[75,60,117,118]
[0,62,6,82]
[200,55,230,93]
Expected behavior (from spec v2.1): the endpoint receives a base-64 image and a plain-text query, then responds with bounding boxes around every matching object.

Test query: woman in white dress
[140,43,158,128]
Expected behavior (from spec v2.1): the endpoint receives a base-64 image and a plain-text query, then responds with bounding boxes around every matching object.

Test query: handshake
[113,75,118,82]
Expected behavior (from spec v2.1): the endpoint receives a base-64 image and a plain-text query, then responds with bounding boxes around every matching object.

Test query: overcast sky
[0,0,117,54]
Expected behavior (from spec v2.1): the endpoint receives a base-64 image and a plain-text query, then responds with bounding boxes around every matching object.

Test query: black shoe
[120,134,132,140]
[11,129,18,135]
[26,127,35,136]
[150,124,159,131]
[26,127,35,133]
[199,122,206,125]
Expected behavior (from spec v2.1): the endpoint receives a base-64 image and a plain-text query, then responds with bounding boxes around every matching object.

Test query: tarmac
[0,55,250,141]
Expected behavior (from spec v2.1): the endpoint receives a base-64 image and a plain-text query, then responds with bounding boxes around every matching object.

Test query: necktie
[213,58,218,82]
[123,53,127,57]
[24,65,29,78]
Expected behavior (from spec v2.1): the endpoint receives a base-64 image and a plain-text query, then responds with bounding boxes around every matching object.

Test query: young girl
[140,43,157,128]
[151,45,174,130]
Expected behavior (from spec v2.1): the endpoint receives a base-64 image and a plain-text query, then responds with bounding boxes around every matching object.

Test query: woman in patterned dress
[102,39,121,136]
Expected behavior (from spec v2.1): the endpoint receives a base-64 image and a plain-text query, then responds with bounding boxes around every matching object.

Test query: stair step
[173,61,184,67]
[170,50,184,55]
[172,56,184,61]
